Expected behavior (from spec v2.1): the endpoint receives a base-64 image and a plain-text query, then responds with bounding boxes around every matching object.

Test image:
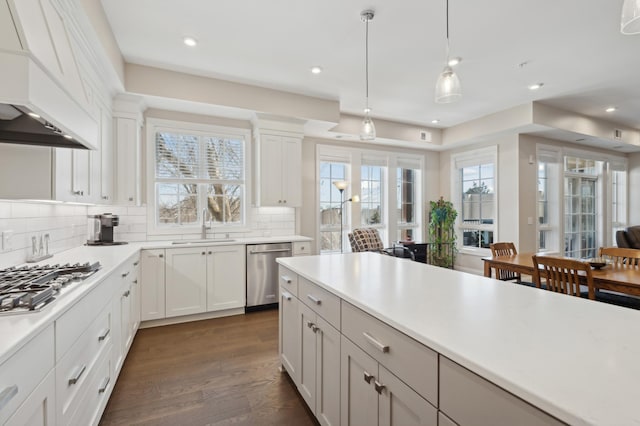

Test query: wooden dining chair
[598,247,640,266]
[532,255,595,300]
[489,242,521,283]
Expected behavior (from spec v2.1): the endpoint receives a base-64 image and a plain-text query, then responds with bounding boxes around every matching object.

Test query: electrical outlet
[1,230,13,251]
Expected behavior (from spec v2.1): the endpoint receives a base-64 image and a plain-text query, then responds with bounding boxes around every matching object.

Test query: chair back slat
[532,255,595,300]
[490,242,520,282]
[598,247,640,267]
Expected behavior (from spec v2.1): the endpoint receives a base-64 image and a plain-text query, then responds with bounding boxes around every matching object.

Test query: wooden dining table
[483,252,640,297]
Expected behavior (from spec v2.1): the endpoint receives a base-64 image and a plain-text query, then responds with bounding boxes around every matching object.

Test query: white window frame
[451,146,498,256]
[316,145,424,253]
[536,145,562,253]
[146,118,252,237]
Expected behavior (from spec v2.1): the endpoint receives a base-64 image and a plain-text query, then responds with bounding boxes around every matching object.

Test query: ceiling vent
[614,129,623,140]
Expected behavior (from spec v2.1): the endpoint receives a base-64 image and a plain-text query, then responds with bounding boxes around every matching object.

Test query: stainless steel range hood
[0,104,89,149]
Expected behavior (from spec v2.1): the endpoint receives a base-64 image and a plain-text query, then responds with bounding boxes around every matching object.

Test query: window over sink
[147,118,249,235]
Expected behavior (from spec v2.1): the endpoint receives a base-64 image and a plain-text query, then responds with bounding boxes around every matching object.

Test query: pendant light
[360,10,376,141]
[435,0,462,103]
[621,0,640,34]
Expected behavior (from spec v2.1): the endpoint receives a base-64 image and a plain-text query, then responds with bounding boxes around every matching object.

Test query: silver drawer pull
[98,328,110,341]
[363,371,374,384]
[282,291,292,301]
[281,275,292,284]
[68,365,87,386]
[374,380,386,394]
[363,332,389,353]
[307,294,321,305]
[98,376,110,394]
[121,271,129,278]
[250,248,292,254]
[0,385,18,411]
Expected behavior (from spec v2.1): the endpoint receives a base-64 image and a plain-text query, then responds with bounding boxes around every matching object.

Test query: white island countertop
[278,252,640,426]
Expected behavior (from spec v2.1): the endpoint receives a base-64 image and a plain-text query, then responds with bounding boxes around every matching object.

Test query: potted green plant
[428,197,458,268]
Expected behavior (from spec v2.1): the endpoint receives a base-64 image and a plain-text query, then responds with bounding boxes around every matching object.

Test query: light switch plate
[2,230,13,251]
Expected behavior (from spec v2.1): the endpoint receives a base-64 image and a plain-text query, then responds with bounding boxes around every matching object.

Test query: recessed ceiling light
[311,66,323,74]
[606,107,617,113]
[27,112,40,119]
[431,119,440,124]
[528,83,544,91]
[63,134,73,140]
[447,57,462,67]
[183,36,198,47]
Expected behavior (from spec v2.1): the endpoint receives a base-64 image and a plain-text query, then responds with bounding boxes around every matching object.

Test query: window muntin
[564,176,597,258]
[154,130,244,227]
[611,168,627,242]
[361,165,383,226]
[319,162,347,252]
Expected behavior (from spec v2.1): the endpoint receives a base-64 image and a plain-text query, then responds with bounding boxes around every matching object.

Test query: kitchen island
[277,252,640,426]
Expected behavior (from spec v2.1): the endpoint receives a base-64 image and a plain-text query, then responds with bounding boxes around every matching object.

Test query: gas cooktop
[0,262,101,314]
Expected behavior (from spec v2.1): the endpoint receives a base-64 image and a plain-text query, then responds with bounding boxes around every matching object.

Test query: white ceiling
[100,0,640,131]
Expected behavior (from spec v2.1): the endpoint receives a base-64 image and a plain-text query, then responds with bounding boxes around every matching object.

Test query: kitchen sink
[171,239,236,245]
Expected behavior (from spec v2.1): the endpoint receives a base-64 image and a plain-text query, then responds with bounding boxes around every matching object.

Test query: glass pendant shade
[360,113,376,140]
[435,66,462,104]
[621,0,640,34]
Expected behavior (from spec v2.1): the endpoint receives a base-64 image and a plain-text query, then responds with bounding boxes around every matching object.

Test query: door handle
[307,294,321,305]
[363,371,374,384]
[68,365,87,385]
[249,249,292,254]
[363,332,390,353]
[98,328,110,341]
[0,385,18,411]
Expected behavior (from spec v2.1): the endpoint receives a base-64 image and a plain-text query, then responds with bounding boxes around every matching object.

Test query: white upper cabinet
[253,117,304,207]
[113,95,144,206]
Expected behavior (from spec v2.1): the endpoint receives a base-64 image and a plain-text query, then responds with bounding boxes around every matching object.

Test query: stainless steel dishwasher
[246,242,292,310]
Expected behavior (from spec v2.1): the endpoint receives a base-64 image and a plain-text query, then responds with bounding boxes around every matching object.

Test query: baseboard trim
[140,307,246,329]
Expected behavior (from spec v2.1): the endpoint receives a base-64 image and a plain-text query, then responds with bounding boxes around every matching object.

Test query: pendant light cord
[365,16,370,109]
[445,0,450,59]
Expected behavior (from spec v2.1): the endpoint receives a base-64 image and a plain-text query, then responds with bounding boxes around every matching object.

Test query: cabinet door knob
[311,325,319,333]
[202,251,206,255]
[374,380,386,394]
[159,254,164,258]
[208,251,212,255]
[123,290,130,297]
[128,197,134,201]
[121,271,129,278]
[98,328,110,342]
[363,371,374,384]
[133,261,139,266]
[102,196,109,200]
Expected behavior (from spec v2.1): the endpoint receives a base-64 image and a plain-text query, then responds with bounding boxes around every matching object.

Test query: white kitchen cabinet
[298,303,341,426]
[113,95,144,206]
[341,336,437,426]
[165,247,208,318]
[140,249,166,321]
[254,133,302,207]
[98,105,114,203]
[293,241,311,256]
[279,286,300,384]
[0,325,54,425]
[4,369,55,426]
[113,256,140,375]
[206,245,245,311]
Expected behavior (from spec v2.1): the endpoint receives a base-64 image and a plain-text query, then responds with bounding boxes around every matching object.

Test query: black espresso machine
[87,213,128,246]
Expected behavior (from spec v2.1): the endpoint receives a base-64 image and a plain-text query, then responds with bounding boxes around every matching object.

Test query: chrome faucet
[201,208,210,239]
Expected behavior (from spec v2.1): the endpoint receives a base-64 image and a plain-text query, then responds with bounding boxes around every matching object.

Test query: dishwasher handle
[249,248,292,255]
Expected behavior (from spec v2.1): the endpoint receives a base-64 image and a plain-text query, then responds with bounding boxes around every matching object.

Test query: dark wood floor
[100,310,317,426]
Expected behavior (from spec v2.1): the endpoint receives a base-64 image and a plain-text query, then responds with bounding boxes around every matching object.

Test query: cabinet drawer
[0,325,54,425]
[56,273,114,361]
[341,302,438,405]
[439,356,564,426]
[279,266,298,296]
[292,241,311,256]
[298,277,340,329]
[68,344,112,426]
[56,302,112,425]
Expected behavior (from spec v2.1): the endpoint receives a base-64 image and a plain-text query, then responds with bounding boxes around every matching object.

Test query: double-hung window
[152,122,246,231]
[451,146,497,251]
[537,147,561,252]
